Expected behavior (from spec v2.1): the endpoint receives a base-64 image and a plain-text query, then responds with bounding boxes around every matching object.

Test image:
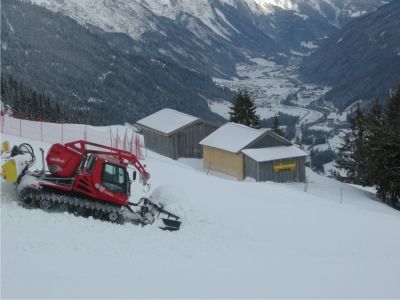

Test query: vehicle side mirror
[132,171,137,181]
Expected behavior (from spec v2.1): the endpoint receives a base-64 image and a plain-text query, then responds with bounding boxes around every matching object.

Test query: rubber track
[19,187,125,224]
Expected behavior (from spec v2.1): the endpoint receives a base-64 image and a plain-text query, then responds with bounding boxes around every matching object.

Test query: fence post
[304,176,309,192]
[134,134,138,157]
[1,115,4,134]
[123,128,128,151]
[116,128,119,149]
[61,123,64,144]
[207,161,212,175]
[340,187,343,204]
[129,132,134,153]
[84,124,88,141]
[136,134,144,159]
[109,127,112,147]
[19,119,22,137]
[143,135,148,158]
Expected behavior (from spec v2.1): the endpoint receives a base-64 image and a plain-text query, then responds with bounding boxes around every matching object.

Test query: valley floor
[211,57,331,124]
[1,134,400,298]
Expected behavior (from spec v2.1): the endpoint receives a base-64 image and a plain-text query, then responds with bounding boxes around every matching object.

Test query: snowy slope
[2,129,400,298]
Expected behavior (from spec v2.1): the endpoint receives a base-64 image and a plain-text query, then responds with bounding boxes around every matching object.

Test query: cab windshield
[101,163,128,194]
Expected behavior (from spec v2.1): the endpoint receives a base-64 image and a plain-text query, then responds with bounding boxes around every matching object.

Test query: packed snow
[2,127,400,298]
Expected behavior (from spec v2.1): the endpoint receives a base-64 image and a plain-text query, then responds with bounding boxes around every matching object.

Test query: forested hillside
[300,1,400,110]
[1,75,108,124]
[1,0,231,124]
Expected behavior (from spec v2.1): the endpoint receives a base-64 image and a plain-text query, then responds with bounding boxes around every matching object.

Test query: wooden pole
[116,128,119,149]
[340,187,343,204]
[1,114,4,134]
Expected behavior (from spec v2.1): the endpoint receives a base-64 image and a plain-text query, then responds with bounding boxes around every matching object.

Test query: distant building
[200,122,308,182]
[136,109,218,160]
[327,118,335,128]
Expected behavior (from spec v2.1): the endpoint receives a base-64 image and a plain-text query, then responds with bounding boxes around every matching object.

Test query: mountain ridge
[26,0,387,77]
[299,0,400,109]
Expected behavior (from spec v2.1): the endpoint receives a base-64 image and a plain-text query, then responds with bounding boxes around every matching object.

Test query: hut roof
[242,145,308,162]
[136,108,199,135]
[200,122,268,153]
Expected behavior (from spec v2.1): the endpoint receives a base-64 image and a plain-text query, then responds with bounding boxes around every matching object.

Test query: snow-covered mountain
[28,0,388,37]
[27,0,388,77]
[6,0,391,124]
[300,0,400,109]
[1,0,232,124]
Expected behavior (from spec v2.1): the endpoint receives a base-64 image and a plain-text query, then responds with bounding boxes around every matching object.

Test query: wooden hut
[242,145,307,182]
[200,122,268,180]
[200,122,307,182]
[136,109,218,160]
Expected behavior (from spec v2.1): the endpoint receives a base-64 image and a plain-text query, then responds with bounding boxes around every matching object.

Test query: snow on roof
[136,108,199,135]
[200,122,267,153]
[242,145,308,162]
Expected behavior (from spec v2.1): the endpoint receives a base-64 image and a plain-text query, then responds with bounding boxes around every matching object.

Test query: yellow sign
[273,162,296,172]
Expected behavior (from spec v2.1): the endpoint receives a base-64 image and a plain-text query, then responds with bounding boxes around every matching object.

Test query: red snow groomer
[1,140,181,231]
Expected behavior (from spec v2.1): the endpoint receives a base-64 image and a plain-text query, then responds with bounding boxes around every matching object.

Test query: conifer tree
[336,130,355,182]
[352,103,369,184]
[271,114,285,137]
[54,101,62,121]
[364,99,385,187]
[295,135,302,148]
[30,91,38,118]
[383,86,400,205]
[336,103,367,184]
[336,88,400,207]
[229,90,260,128]
[0,74,107,125]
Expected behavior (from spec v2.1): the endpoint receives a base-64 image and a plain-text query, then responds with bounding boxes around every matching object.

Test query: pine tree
[0,74,108,125]
[1,76,6,96]
[229,90,260,128]
[54,101,62,121]
[294,135,303,149]
[383,86,400,205]
[336,86,400,207]
[364,99,385,187]
[336,130,355,182]
[336,103,367,184]
[271,114,285,137]
[30,91,38,118]
[352,104,369,184]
